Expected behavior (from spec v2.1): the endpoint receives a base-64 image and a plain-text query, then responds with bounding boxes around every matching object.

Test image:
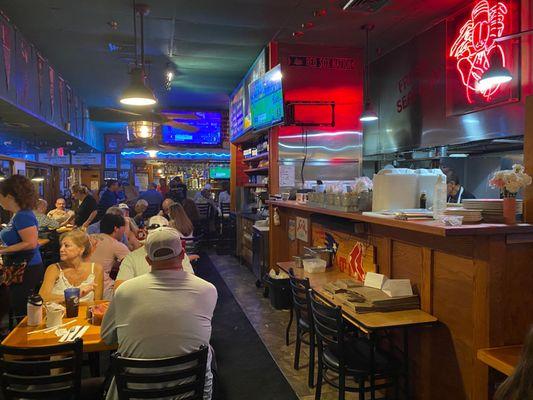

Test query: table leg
[403,328,409,400]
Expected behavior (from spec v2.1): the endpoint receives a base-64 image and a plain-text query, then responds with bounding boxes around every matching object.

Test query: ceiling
[0,0,469,135]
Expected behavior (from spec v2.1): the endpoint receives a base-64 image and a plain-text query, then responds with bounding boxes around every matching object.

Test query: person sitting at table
[182,197,200,223]
[86,206,140,251]
[33,199,60,231]
[0,175,43,317]
[494,326,533,400]
[169,202,194,238]
[47,197,74,226]
[159,198,175,221]
[167,177,187,204]
[89,213,130,300]
[218,181,230,211]
[139,182,164,217]
[114,216,196,290]
[133,199,148,226]
[71,184,98,229]
[39,229,103,303]
[101,227,217,400]
[118,202,139,235]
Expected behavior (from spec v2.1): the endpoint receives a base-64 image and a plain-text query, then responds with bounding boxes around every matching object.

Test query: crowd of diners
[0,174,229,399]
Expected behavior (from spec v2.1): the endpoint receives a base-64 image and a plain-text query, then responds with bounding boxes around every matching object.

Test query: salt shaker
[27,292,43,326]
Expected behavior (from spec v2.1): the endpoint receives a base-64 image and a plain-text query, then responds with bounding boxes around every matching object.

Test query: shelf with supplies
[243,183,268,188]
[243,153,269,163]
[244,167,269,174]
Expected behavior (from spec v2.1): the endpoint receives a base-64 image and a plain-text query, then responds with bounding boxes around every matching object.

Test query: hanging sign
[71,153,101,165]
[37,153,70,165]
[289,55,357,70]
[296,216,309,242]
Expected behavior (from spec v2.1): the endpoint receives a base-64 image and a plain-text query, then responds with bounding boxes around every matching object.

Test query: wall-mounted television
[250,64,284,130]
[209,166,230,179]
[162,111,221,146]
[230,49,267,141]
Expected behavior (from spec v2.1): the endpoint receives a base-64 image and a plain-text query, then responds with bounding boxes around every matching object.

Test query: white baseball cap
[147,215,169,230]
[118,203,129,210]
[145,227,183,261]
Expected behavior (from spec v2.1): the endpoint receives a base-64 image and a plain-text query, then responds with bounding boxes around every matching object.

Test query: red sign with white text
[446,0,520,115]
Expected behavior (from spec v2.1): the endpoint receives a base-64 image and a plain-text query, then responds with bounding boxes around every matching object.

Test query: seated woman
[169,202,194,238]
[39,229,103,303]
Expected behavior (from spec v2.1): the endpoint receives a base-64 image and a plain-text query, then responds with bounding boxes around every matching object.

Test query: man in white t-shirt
[115,216,194,290]
[101,227,217,400]
[89,213,130,299]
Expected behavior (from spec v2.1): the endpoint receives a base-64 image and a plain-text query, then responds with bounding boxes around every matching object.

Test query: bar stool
[310,290,400,400]
[288,268,315,388]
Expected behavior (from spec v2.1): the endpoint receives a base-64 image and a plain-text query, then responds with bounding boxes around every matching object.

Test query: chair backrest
[310,290,345,358]
[288,268,313,329]
[220,202,231,217]
[0,338,83,400]
[144,203,160,219]
[111,345,208,400]
[195,203,211,219]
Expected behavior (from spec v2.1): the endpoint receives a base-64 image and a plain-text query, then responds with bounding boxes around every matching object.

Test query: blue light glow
[121,150,230,160]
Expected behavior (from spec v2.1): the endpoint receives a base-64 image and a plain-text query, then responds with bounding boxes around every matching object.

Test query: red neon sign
[449,0,508,103]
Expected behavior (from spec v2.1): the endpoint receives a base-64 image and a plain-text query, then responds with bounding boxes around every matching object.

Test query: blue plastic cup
[64,287,80,318]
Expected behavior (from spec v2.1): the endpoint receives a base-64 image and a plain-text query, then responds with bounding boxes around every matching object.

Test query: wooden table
[1,303,115,353]
[477,345,523,376]
[277,261,437,332]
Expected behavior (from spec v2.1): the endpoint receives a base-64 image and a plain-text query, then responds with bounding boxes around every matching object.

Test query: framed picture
[104,170,118,180]
[119,170,130,181]
[105,153,118,169]
[120,158,132,170]
[105,134,125,152]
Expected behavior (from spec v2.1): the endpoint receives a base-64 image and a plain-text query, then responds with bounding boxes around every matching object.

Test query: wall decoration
[296,216,309,242]
[288,219,296,241]
[104,170,118,180]
[48,66,54,119]
[105,153,118,169]
[312,223,375,282]
[119,170,130,181]
[0,19,11,90]
[36,53,44,111]
[446,0,520,115]
[71,153,101,165]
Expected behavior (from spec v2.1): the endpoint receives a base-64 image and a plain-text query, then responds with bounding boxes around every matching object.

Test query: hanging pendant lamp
[477,66,513,91]
[119,2,157,106]
[360,24,378,122]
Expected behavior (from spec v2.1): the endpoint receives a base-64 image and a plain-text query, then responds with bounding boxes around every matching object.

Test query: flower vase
[503,197,516,225]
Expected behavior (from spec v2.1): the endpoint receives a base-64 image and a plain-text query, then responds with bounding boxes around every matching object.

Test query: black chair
[0,338,83,399]
[195,203,212,245]
[310,291,399,400]
[111,345,208,400]
[288,268,315,388]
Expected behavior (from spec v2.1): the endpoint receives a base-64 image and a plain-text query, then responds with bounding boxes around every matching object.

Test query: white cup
[46,309,64,328]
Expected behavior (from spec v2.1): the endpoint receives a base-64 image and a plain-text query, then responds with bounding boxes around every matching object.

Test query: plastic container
[432,175,447,219]
[264,274,292,310]
[441,215,464,226]
[303,258,327,274]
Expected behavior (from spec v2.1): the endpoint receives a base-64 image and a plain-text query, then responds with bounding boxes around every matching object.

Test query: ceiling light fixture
[127,120,159,140]
[31,175,45,182]
[360,24,378,123]
[119,2,157,106]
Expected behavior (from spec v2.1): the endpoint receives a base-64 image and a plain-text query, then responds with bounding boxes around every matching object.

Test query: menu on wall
[37,153,70,165]
[71,153,102,165]
[279,164,295,187]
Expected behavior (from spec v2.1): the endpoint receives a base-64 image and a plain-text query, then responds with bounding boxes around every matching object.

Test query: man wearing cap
[114,216,195,290]
[101,226,217,400]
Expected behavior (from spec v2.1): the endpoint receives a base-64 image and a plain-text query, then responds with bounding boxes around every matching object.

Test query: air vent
[341,0,389,12]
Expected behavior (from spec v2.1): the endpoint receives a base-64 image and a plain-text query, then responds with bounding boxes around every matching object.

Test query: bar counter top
[267,200,533,237]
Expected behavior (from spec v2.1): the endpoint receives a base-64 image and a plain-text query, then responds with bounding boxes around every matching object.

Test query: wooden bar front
[268,200,533,400]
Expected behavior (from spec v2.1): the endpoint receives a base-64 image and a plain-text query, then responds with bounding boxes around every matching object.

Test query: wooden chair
[288,268,316,388]
[0,338,83,399]
[111,345,208,400]
[310,291,399,400]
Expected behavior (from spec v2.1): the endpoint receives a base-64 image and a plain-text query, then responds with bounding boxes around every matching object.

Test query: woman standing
[71,184,98,229]
[39,229,103,302]
[0,175,43,317]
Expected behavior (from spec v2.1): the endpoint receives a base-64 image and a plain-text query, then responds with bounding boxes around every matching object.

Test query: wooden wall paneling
[376,236,392,277]
[391,241,423,295]
[268,127,279,195]
[421,247,434,313]
[431,252,475,400]
[524,96,533,223]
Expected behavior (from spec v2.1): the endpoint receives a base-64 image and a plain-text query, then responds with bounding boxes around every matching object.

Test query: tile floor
[209,253,376,400]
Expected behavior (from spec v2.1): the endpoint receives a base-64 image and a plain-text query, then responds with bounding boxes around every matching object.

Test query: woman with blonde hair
[39,229,103,303]
[169,202,194,238]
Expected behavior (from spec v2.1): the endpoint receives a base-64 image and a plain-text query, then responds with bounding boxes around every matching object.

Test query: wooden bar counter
[268,200,533,400]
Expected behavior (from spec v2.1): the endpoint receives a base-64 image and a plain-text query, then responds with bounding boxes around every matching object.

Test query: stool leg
[294,326,301,370]
[315,360,323,400]
[358,378,365,400]
[308,332,315,388]
[285,308,293,346]
[338,369,346,400]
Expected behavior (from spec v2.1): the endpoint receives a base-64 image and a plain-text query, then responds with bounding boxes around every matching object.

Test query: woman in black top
[71,184,98,228]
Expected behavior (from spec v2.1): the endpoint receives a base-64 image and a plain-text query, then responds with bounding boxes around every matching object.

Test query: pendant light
[119,2,157,106]
[360,24,378,122]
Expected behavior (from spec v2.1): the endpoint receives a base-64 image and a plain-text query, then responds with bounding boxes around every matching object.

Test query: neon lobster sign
[449,0,508,103]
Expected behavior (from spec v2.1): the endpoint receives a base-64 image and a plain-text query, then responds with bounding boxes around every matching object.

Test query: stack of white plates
[443,207,483,223]
[462,199,523,222]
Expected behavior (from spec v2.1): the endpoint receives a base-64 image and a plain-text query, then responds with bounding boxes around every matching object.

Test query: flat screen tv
[162,111,221,146]
[250,64,284,129]
[209,166,230,179]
